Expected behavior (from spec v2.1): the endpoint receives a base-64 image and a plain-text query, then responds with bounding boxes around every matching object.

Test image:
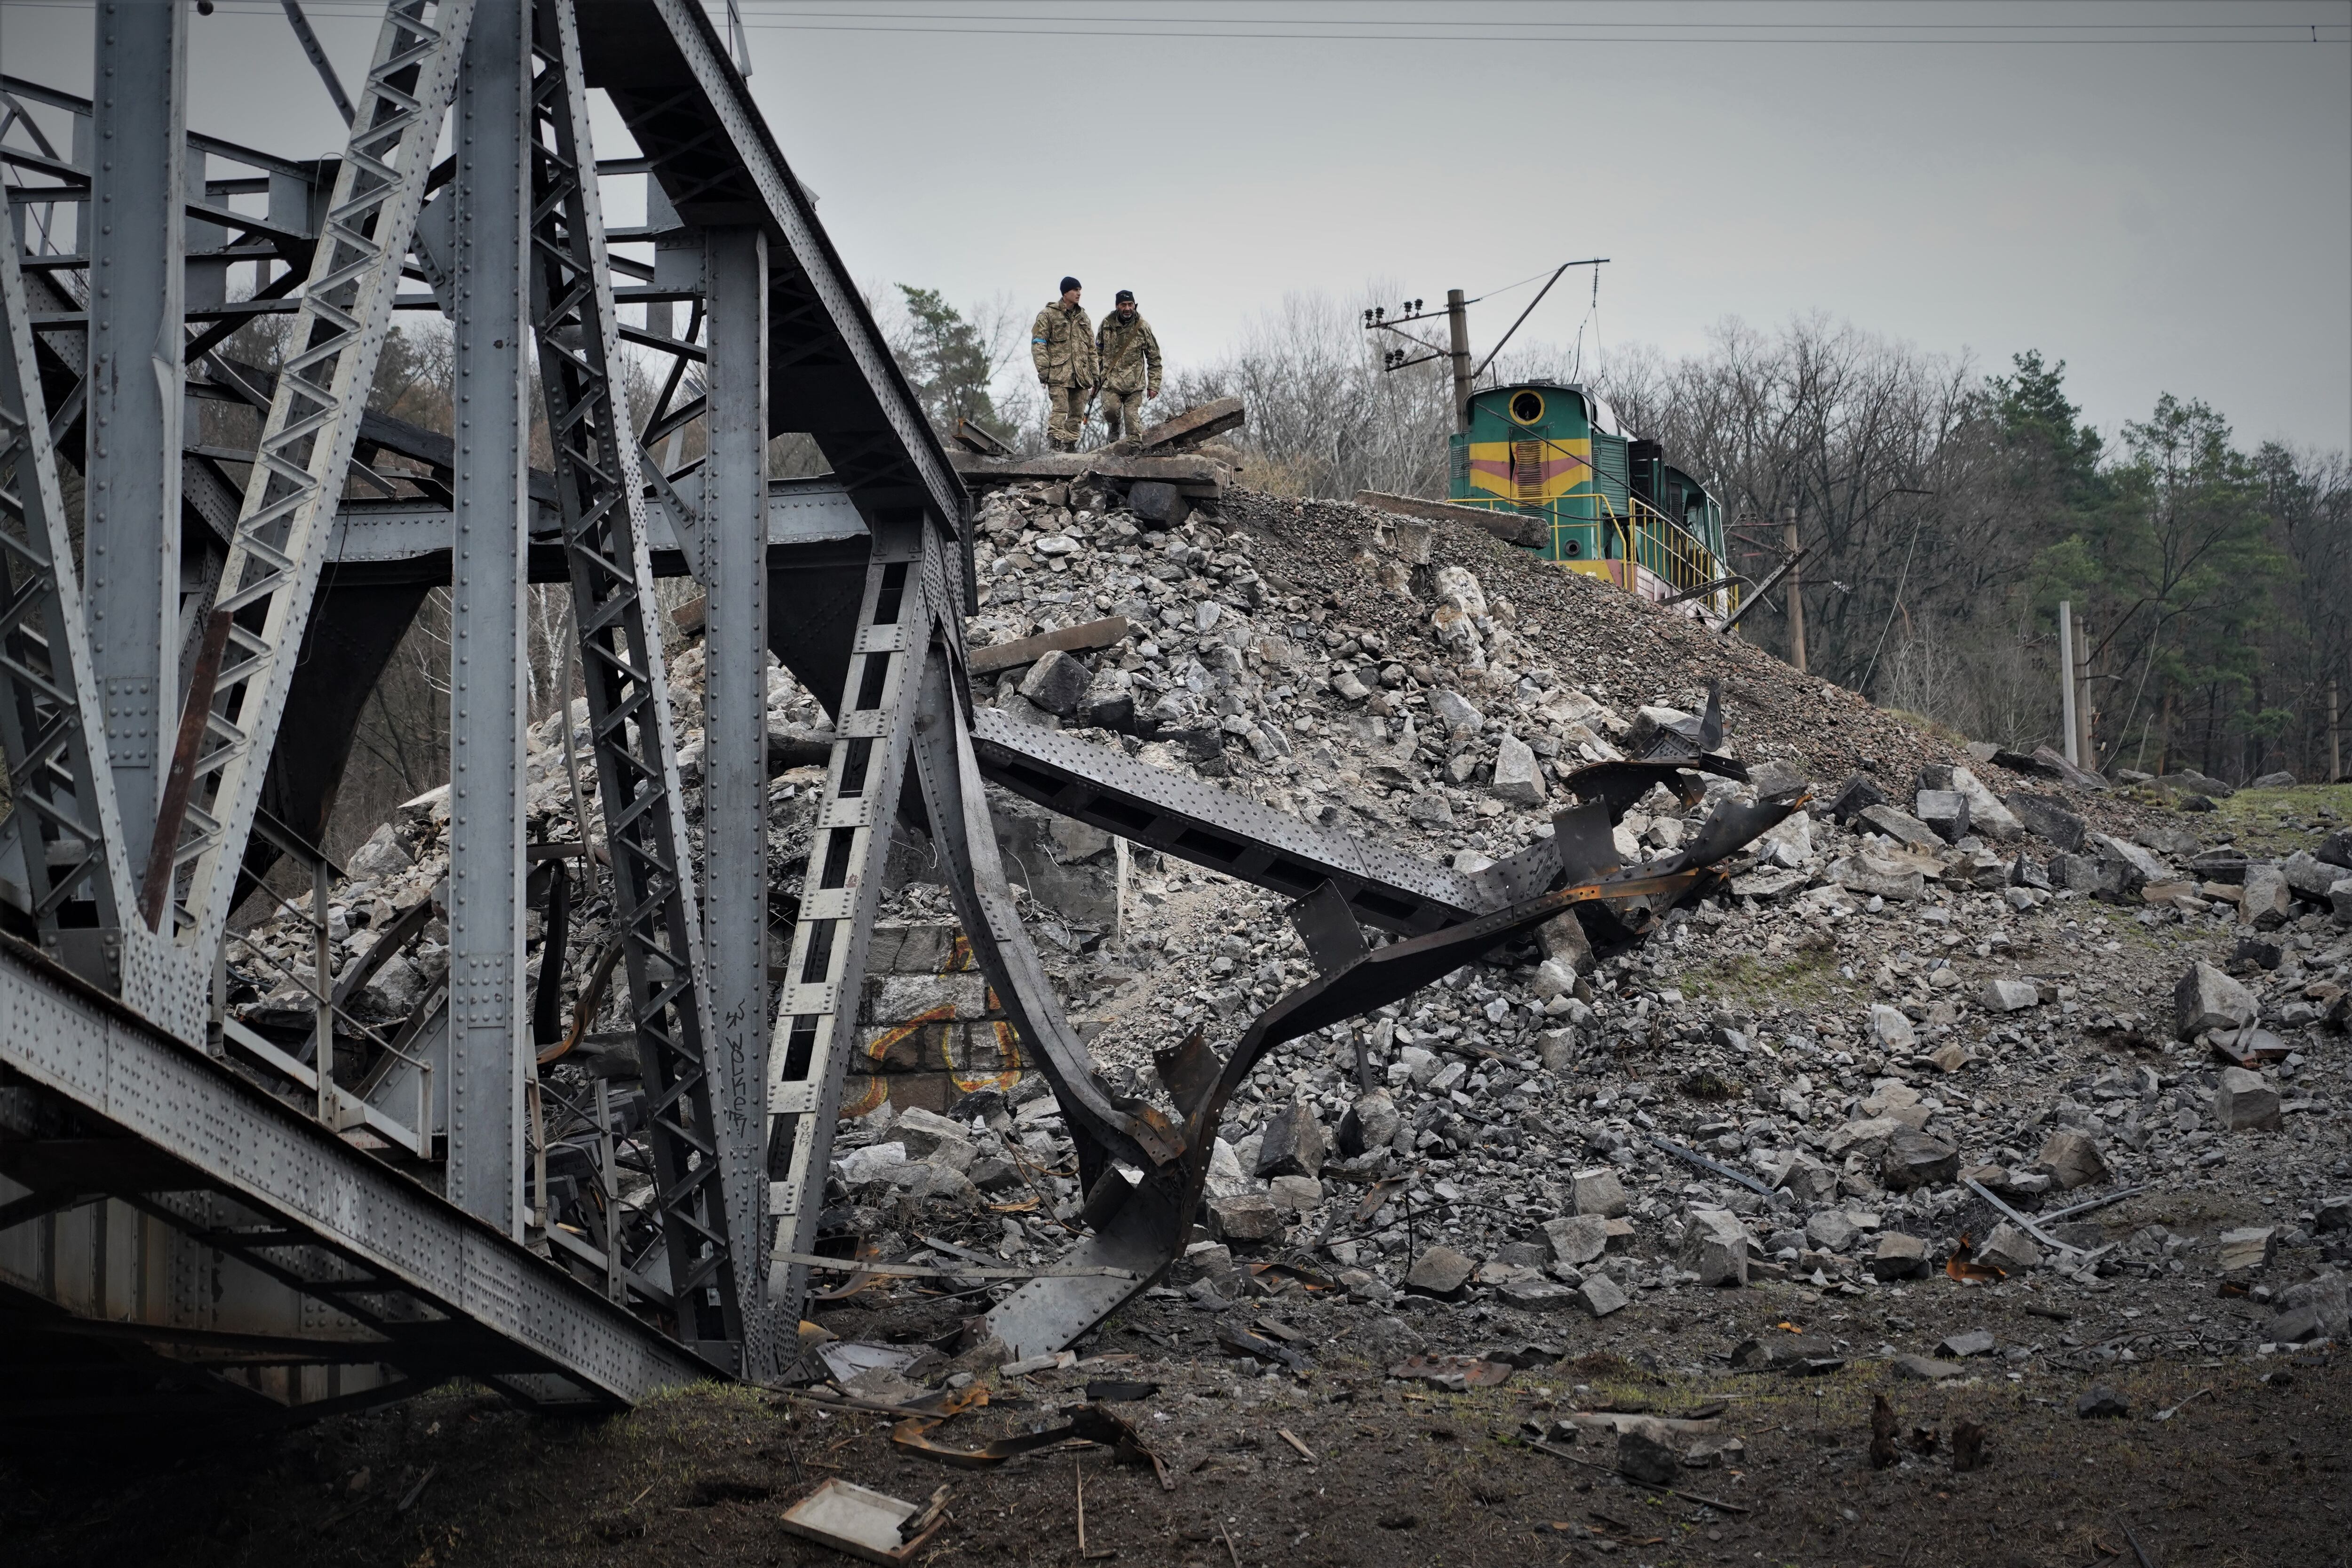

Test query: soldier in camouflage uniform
[1031,277,1096,451]
[1095,289,1161,442]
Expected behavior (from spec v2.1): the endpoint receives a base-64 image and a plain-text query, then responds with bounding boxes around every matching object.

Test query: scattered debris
[1870,1393,1902,1468]
[1389,1354,1514,1390]
[2077,1385,2132,1420]
[781,1479,950,1564]
[1951,1419,1989,1472]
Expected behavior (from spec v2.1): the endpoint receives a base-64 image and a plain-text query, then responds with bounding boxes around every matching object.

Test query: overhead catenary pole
[1446,288,1472,433]
[2074,614,2095,769]
[2058,600,2080,766]
[2329,676,2341,783]
[1781,501,1806,675]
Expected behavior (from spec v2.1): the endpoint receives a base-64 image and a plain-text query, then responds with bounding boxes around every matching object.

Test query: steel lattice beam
[159,0,476,953]
[524,0,750,1372]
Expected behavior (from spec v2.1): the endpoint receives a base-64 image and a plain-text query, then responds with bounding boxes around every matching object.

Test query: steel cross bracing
[0,240,138,954]
[0,0,1799,1429]
[157,0,476,961]
[521,0,748,1373]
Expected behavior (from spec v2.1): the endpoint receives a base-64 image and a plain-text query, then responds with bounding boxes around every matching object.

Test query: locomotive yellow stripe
[1464,437,1593,502]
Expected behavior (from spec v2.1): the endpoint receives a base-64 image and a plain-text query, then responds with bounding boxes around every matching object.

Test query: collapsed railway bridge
[0,0,1790,1434]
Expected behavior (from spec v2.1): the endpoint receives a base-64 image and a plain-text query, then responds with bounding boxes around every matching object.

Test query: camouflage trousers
[1100,387,1150,440]
[1045,382,1093,447]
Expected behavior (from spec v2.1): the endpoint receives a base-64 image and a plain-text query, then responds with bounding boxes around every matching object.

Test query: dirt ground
[6,1268,2342,1568]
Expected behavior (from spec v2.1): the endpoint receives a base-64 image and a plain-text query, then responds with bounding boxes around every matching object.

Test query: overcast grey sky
[5,0,2347,452]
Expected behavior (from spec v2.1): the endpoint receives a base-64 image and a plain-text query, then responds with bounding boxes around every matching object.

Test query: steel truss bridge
[0,0,1787,1436]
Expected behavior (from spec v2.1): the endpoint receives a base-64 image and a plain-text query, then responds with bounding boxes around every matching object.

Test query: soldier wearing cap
[1030,276,1097,451]
[1094,289,1162,443]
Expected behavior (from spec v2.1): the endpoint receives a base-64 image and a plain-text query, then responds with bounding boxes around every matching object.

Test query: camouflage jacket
[1030,299,1097,387]
[1095,310,1162,396]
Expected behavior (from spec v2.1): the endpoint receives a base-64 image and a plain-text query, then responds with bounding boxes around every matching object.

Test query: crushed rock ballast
[228,471,2350,1389]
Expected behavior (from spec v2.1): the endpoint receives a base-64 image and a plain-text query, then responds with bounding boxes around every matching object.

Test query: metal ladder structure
[0,0,1791,1434]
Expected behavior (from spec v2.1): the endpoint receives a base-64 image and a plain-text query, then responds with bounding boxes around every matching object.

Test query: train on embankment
[1446,380,1740,624]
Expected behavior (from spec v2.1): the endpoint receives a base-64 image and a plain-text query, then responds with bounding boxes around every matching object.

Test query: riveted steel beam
[157,0,476,958]
[525,0,751,1372]
[700,223,772,1374]
[444,0,533,1234]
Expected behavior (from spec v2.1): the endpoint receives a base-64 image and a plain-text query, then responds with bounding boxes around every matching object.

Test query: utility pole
[1446,288,1472,433]
[1781,501,1806,675]
[2058,601,2080,766]
[2074,614,2094,768]
[2330,675,2341,782]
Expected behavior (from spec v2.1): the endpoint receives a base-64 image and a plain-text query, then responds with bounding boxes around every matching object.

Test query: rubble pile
[229,467,2350,1370]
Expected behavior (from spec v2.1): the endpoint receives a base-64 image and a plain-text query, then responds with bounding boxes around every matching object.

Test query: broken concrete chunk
[1979,977,2039,1013]
[1405,1245,1476,1298]
[1542,1213,1612,1268]
[1018,648,1091,716]
[1828,774,1890,824]
[1914,789,1972,844]
[1267,1174,1322,1214]
[1679,1207,1749,1287]
[2006,791,2087,851]
[890,1107,976,1161]
[1575,1274,1629,1317]
[1883,1130,1960,1192]
[1890,1353,1967,1380]
[1868,1004,1917,1052]
[1869,1232,1931,1281]
[1776,1152,1839,1207]
[1947,768,2022,840]
[1337,1089,1400,1158]
[1937,1329,1996,1359]
[2281,850,2340,900]
[2036,1130,2110,1191]
[2217,1226,2277,1272]
[1254,1099,1329,1178]
[1973,1221,2043,1272]
[2271,1270,2350,1343]
[2216,1066,2283,1132]
[1490,734,1546,806]
[1831,853,1926,901]
[2240,864,2294,928]
[1806,1210,1859,1253]
[2176,961,2259,1039]
[1859,803,1945,852]
[1573,1167,1630,1218]
[1499,1279,1581,1314]
[1206,1193,1282,1243]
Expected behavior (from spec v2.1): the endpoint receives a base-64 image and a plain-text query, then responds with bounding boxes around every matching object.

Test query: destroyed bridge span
[0,0,1791,1432]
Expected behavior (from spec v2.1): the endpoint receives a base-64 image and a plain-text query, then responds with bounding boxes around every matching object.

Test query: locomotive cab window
[1509,390,1545,425]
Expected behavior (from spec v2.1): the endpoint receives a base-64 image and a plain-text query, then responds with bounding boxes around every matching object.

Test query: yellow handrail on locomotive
[1463,487,1739,617]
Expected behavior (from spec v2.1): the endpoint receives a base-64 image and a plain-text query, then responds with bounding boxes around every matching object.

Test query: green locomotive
[1447,381,1737,621]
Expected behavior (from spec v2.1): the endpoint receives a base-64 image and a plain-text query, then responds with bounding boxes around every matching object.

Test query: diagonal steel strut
[0,238,138,939]
[524,0,751,1372]
[156,0,476,955]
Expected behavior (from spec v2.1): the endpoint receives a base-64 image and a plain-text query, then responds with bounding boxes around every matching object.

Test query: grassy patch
[2199,781,2352,857]
[1678,946,1857,1011]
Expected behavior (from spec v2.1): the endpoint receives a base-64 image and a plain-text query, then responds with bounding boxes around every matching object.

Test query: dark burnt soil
[6,1277,2341,1568]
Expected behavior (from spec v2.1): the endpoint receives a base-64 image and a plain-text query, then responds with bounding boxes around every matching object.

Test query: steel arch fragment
[524,0,749,1370]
